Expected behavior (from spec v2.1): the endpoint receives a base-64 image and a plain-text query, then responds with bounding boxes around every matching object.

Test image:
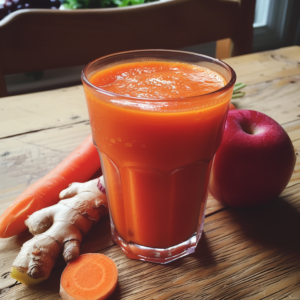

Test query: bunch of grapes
[0,0,61,21]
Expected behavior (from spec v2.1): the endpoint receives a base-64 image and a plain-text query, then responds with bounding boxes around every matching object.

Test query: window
[253,0,297,52]
[253,0,270,28]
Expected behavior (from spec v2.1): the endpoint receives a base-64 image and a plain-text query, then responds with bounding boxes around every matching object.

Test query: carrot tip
[229,103,236,110]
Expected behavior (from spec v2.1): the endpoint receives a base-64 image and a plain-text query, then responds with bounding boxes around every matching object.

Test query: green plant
[232,82,246,99]
[62,0,157,9]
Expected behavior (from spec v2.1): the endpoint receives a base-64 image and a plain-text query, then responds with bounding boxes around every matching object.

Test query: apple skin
[209,109,296,208]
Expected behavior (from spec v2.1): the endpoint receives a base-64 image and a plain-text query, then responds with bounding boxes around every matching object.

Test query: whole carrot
[0,134,100,238]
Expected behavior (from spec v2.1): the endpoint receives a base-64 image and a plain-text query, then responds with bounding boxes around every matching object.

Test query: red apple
[209,109,296,207]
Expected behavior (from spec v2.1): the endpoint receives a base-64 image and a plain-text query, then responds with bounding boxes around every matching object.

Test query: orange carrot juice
[82,51,236,263]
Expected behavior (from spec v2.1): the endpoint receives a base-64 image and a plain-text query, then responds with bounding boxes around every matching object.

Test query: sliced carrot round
[60,253,118,300]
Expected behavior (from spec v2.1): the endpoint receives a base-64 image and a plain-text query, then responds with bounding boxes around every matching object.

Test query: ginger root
[11,177,108,285]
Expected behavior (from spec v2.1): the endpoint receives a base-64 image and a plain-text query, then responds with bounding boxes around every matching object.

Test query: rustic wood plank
[1,46,300,299]
[205,193,225,216]
[231,74,300,125]
[0,121,91,214]
[0,85,88,139]
[1,117,297,221]
[0,123,222,290]
[2,109,298,218]
[223,46,300,85]
[0,133,298,295]
[0,46,299,139]
[283,118,300,142]
[0,122,225,291]
[216,38,232,59]
[2,183,300,299]
[290,138,300,188]
[0,216,113,297]
[0,120,234,218]
[0,106,298,291]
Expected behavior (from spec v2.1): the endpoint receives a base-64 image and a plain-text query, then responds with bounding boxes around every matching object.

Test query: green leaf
[63,0,156,8]
[233,83,246,93]
[232,91,245,99]
[63,0,90,9]
[112,0,145,6]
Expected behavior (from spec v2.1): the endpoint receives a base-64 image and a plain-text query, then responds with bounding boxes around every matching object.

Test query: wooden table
[0,46,300,299]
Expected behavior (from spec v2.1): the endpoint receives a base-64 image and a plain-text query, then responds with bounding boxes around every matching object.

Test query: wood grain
[290,138,300,188]
[216,38,232,59]
[0,132,300,299]
[0,216,113,296]
[0,85,87,138]
[223,46,300,85]
[0,122,91,214]
[231,75,300,125]
[0,122,226,293]
[2,183,300,300]
[0,46,300,299]
[283,119,300,142]
[0,100,298,217]
[0,118,298,218]
[0,121,224,216]
[0,46,299,139]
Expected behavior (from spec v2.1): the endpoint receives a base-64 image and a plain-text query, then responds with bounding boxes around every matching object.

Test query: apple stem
[240,122,254,135]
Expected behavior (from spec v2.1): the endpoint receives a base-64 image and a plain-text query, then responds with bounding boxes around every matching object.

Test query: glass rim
[81,49,236,102]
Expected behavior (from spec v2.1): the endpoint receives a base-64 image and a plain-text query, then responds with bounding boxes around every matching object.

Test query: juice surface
[91,61,226,99]
[85,61,231,249]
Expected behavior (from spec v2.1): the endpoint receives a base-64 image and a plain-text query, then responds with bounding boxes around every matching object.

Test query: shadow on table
[225,195,300,253]
[11,187,300,299]
[190,233,218,268]
[110,232,217,300]
[23,266,62,298]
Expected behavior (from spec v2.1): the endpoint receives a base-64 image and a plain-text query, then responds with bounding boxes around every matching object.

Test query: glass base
[110,216,204,264]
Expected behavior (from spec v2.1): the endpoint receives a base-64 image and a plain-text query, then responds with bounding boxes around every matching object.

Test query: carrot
[229,103,236,110]
[0,134,100,238]
[60,253,118,300]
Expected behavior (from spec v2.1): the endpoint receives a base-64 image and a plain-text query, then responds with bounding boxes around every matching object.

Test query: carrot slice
[0,134,100,238]
[60,254,118,300]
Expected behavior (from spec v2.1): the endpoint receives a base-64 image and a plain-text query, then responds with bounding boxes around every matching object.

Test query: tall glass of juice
[82,50,236,263]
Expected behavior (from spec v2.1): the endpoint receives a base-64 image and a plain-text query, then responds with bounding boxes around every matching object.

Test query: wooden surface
[0,46,300,299]
[0,0,256,97]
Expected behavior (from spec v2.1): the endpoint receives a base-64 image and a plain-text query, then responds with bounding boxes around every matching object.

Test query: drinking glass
[82,50,236,263]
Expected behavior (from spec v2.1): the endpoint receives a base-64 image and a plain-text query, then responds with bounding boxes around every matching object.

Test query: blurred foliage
[62,0,158,9]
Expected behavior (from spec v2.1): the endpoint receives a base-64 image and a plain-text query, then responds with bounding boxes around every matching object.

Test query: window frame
[252,0,295,52]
